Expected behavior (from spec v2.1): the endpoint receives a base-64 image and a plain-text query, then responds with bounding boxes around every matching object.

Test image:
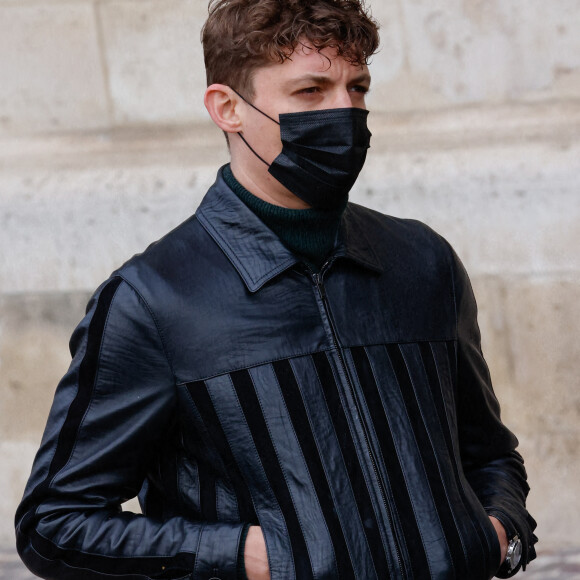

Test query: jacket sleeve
[15,276,246,580]
[449,249,538,577]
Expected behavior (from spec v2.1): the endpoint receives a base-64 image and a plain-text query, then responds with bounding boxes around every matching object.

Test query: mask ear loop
[232,89,280,125]
[237,133,271,168]
[231,88,280,167]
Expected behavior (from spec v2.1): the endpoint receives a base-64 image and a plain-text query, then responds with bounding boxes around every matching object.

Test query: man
[16,0,537,578]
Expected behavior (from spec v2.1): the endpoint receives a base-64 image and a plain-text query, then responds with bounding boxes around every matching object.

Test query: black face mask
[234,91,372,209]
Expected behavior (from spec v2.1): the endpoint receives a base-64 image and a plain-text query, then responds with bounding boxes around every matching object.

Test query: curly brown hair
[201,0,380,97]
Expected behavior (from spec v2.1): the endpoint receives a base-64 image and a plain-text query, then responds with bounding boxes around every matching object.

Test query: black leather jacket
[16,168,536,580]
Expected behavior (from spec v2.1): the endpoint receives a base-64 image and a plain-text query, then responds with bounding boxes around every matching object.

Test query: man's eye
[351,85,370,94]
[298,87,320,95]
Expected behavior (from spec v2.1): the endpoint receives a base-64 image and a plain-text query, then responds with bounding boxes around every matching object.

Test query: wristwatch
[505,534,522,573]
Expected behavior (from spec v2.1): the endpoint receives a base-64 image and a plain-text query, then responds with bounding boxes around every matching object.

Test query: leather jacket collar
[196,166,383,292]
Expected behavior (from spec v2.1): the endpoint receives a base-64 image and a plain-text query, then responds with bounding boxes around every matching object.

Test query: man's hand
[244,526,270,580]
[489,516,508,566]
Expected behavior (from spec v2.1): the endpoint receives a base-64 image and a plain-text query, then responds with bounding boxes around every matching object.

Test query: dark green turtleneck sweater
[223,164,346,271]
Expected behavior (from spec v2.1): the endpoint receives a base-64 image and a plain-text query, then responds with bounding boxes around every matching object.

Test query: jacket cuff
[193,523,247,580]
[485,508,538,578]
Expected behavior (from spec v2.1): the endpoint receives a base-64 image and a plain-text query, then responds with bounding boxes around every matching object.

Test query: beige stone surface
[0,158,226,293]
[0,442,37,545]
[473,274,580,548]
[0,2,109,135]
[0,292,89,441]
[369,0,580,113]
[98,0,208,125]
[1,0,579,134]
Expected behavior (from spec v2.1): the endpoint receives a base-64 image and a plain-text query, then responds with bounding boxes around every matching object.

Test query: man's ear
[204,84,242,135]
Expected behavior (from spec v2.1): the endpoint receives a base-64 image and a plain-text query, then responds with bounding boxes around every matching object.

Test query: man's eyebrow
[284,72,372,88]
[350,72,372,86]
[284,74,332,87]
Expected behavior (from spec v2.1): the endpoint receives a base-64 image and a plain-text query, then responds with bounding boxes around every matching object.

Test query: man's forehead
[259,44,371,83]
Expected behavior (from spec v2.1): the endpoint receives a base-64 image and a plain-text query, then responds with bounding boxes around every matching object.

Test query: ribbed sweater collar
[223,164,346,271]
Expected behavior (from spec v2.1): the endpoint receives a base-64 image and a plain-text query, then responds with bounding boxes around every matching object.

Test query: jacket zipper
[311,266,405,579]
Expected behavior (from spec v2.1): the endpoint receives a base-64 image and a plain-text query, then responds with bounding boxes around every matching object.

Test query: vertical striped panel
[432,342,460,450]
[272,359,355,580]
[290,356,379,580]
[428,342,497,568]
[401,343,470,577]
[384,343,453,575]
[312,351,391,578]
[349,345,428,579]
[419,344,487,555]
[203,373,294,579]
[230,369,313,580]
[359,343,449,576]
[186,380,257,523]
[249,363,339,579]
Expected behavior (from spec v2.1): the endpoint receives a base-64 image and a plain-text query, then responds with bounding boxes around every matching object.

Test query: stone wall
[1,0,579,552]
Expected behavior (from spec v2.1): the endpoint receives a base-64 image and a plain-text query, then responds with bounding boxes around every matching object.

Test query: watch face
[507,536,522,570]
